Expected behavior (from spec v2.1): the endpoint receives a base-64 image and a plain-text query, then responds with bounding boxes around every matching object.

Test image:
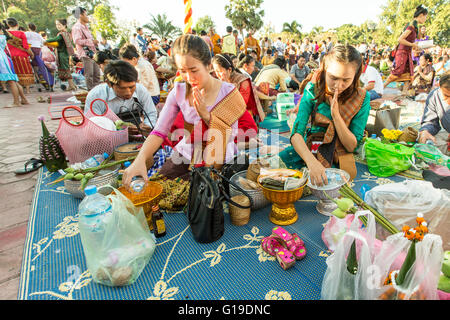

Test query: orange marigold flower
[416,217,425,225]
[402,225,410,232]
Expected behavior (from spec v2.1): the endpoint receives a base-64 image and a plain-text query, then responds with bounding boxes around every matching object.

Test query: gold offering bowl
[257,169,306,226]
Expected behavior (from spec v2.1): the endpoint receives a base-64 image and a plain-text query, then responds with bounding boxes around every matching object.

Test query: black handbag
[186,166,253,243]
[220,153,250,194]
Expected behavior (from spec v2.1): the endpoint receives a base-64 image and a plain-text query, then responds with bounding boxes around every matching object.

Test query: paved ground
[0,87,64,300]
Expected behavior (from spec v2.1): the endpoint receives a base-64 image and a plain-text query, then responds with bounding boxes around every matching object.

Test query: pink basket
[55,99,129,164]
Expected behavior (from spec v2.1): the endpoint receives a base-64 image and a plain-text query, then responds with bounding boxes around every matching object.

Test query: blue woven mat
[18,132,407,300]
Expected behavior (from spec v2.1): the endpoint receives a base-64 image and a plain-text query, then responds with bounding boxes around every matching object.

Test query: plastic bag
[364,138,415,177]
[365,180,450,249]
[321,211,378,300]
[82,187,156,287]
[322,214,356,252]
[373,233,443,300]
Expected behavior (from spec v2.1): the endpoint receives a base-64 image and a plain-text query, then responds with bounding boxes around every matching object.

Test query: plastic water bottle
[163,81,168,92]
[78,185,113,249]
[130,176,147,194]
[414,143,450,169]
[81,152,109,169]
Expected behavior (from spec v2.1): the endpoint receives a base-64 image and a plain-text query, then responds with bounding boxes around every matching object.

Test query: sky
[109,0,388,35]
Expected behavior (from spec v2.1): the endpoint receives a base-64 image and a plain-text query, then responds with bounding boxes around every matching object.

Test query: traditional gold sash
[185,87,246,169]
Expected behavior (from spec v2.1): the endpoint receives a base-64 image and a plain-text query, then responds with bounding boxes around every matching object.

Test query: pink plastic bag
[55,99,128,163]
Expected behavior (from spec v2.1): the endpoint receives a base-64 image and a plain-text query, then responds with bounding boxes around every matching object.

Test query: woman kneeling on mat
[279,44,371,185]
[123,34,254,186]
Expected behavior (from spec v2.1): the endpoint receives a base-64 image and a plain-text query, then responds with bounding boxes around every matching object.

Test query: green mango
[64,167,75,173]
[74,173,84,181]
[85,173,94,180]
[64,173,74,180]
[331,208,347,219]
[442,251,450,278]
[337,198,354,212]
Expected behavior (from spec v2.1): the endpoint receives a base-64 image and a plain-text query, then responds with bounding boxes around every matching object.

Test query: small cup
[229,195,251,226]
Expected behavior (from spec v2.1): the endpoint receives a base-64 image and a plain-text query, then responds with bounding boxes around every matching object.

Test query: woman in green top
[45,19,77,91]
[280,44,371,186]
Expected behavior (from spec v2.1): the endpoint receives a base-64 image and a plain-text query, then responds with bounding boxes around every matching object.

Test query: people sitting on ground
[213,53,265,122]
[144,50,175,90]
[417,70,450,156]
[261,48,275,66]
[254,56,289,96]
[287,56,310,92]
[119,44,161,106]
[122,34,257,185]
[279,44,371,183]
[84,60,158,136]
[236,54,255,80]
[360,54,384,101]
[411,53,435,94]
[249,50,263,80]
[93,50,117,73]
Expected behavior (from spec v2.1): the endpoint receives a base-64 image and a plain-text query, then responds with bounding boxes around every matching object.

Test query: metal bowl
[229,170,270,210]
[64,165,120,199]
[306,168,350,216]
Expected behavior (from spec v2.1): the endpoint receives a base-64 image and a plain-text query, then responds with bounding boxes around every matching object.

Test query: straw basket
[258,169,306,226]
[229,171,270,210]
[117,182,163,229]
[246,159,270,182]
[64,165,120,199]
[114,142,142,161]
[228,195,251,226]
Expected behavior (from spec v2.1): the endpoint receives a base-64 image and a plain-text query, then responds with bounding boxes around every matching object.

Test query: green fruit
[438,275,450,293]
[337,198,354,212]
[64,167,75,173]
[332,208,347,219]
[442,251,450,278]
[64,173,74,180]
[80,177,88,190]
[74,173,84,181]
[85,173,94,180]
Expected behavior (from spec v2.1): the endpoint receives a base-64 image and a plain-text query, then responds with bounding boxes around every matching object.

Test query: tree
[0,0,105,36]
[91,3,118,40]
[282,20,302,37]
[193,15,215,34]
[143,13,182,40]
[224,0,265,37]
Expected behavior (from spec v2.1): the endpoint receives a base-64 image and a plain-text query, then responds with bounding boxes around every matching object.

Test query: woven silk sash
[312,88,366,180]
[184,87,247,168]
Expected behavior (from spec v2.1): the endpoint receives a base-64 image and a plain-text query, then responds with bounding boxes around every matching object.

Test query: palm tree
[282,20,302,36]
[143,14,182,40]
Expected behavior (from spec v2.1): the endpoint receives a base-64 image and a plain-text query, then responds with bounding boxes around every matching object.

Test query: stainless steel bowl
[64,165,120,199]
[307,168,350,216]
[229,170,271,210]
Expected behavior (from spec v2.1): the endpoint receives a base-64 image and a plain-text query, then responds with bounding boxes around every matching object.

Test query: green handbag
[364,138,415,177]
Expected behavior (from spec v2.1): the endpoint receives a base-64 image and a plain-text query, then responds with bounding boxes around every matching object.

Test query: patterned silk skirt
[11,55,35,86]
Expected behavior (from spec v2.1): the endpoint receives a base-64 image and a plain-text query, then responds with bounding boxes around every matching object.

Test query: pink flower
[38,115,45,122]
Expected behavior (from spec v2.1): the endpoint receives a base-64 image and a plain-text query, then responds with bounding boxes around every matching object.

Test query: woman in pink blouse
[123,34,250,185]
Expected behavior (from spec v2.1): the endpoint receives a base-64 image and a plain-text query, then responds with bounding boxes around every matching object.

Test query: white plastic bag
[373,233,443,300]
[82,187,156,287]
[364,180,450,249]
[321,211,378,300]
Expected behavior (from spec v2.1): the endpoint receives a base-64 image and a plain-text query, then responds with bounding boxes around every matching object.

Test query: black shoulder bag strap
[212,168,253,209]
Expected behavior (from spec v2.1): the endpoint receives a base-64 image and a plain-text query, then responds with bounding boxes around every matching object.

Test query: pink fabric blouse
[151,81,239,163]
